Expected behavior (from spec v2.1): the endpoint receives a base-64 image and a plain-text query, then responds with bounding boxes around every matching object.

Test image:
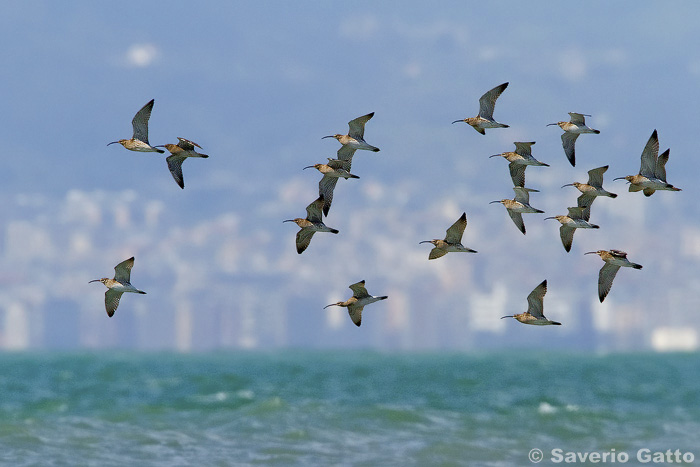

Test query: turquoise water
[0,351,698,466]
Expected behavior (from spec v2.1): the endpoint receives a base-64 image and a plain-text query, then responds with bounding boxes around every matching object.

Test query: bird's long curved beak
[583,251,597,255]
[323,304,337,309]
[543,217,556,220]
[612,177,627,182]
[321,135,334,140]
[418,240,431,244]
[302,165,315,170]
[88,279,101,283]
[546,123,558,127]
[451,120,463,124]
[561,183,574,188]
[107,141,119,146]
[283,219,294,223]
[488,201,501,205]
[500,315,513,319]
[489,154,502,158]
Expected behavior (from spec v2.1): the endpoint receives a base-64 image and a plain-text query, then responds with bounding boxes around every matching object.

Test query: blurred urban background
[1,2,699,352]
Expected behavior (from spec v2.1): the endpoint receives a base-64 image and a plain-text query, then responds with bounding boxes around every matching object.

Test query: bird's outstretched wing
[318,176,339,217]
[513,141,535,157]
[513,186,537,204]
[428,247,448,260]
[507,210,526,235]
[509,163,526,188]
[444,213,467,244]
[639,130,659,178]
[559,225,576,252]
[177,137,202,151]
[568,206,592,222]
[526,280,547,318]
[114,257,135,283]
[166,155,187,189]
[132,99,155,143]
[568,112,589,125]
[295,229,315,254]
[305,196,325,223]
[478,82,508,119]
[655,149,670,182]
[105,289,124,318]
[587,165,608,188]
[561,132,579,166]
[347,304,365,327]
[347,112,374,139]
[349,280,370,299]
[598,263,621,302]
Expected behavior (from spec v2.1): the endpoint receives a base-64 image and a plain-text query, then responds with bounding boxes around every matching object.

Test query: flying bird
[284,196,339,254]
[585,250,642,303]
[89,257,146,317]
[420,212,477,259]
[322,112,380,152]
[562,165,617,210]
[107,99,164,153]
[452,82,509,135]
[304,160,359,217]
[324,280,388,327]
[501,280,560,325]
[545,206,599,252]
[490,141,549,187]
[547,112,600,166]
[490,187,544,235]
[156,137,209,189]
[614,130,681,196]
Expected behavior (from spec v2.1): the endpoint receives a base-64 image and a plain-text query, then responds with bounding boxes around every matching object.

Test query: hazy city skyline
[1,2,699,351]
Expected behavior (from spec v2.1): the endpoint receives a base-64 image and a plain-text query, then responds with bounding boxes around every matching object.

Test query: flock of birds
[94,83,681,327]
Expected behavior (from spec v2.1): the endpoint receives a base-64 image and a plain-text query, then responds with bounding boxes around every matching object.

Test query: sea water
[0,351,698,466]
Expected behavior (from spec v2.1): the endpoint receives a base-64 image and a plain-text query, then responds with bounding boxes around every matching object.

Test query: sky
[1,2,699,351]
